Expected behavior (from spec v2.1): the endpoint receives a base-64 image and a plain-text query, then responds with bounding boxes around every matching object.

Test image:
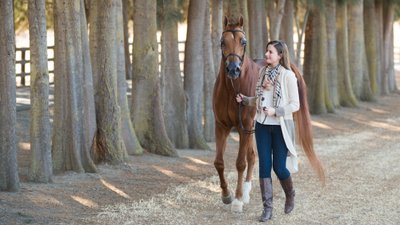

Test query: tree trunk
[131,0,177,156]
[348,0,372,100]
[89,0,127,162]
[160,0,189,148]
[28,0,52,182]
[382,1,395,95]
[248,0,265,59]
[280,0,295,62]
[336,1,358,107]
[122,0,132,80]
[364,0,379,97]
[53,0,97,173]
[0,0,20,192]
[183,0,210,149]
[303,2,331,114]
[211,0,223,74]
[266,0,286,41]
[238,0,250,51]
[325,0,339,107]
[203,0,216,142]
[375,0,384,94]
[116,0,143,155]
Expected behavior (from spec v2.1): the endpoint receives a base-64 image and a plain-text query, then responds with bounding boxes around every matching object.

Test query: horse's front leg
[214,123,232,204]
[243,134,256,203]
[231,131,252,212]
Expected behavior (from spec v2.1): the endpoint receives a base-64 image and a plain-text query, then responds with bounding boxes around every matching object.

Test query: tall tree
[325,0,339,107]
[52,0,97,173]
[348,0,373,100]
[266,0,286,41]
[248,0,266,59]
[116,0,143,155]
[211,0,223,74]
[89,0,128,162]
[122,0,132,80]
[382,0,396,94]
[184,0,210,149]
[0,0,20,192]
[131,0,177,156]
[280,0,295,62]
[364,0,379,97]
[28,0,52,182]
[336,0,357,107]
[303,1,333,114]
[159,0,189,148]
[203,0,216,142]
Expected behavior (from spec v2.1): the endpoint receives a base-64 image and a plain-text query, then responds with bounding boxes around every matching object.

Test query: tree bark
[382,1,395,95]
[303,2,331,114]
[266,0,286,41]
[116,0,143,155]
[280,0,295,62]
[53,0,97,173]
[160,0,189,148]
[122,0,132,80]
[183,0,210,149]
[348,0,372,100]
[364,0,379,97]
[203,0,216,142]
[325,0,339,107]
[131,0,177,156]
[89,0,127,162]
[0,0,20,192]
[336,1,358,107]
[248,0,265,59]
[28,0,53,182]
[211,0,223,74]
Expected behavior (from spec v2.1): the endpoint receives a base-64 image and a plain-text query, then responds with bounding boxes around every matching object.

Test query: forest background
[1,1,400,223]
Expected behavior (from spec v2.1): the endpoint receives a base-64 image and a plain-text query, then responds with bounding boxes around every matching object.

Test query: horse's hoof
[231,198,243,212]
[242,181,252,204]
[222,193,233,204]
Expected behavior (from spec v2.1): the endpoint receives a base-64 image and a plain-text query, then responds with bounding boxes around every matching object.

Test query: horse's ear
[224,16,228,28]
[239,15,243,28]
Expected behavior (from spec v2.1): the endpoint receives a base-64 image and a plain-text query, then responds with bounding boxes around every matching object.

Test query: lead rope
[230,78,255,134]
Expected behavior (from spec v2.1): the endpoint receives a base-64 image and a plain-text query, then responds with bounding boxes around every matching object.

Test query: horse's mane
[291,64,326,185]
[225,15,242,27]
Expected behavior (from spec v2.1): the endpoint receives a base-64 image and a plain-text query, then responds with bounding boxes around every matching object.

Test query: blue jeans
[255,122,290,180]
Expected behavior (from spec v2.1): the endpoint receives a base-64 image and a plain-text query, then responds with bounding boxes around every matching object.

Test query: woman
[236,40,324,222]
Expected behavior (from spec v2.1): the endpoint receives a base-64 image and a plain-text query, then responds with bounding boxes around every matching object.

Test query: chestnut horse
[212,16,325,212]
[212,16,261,212]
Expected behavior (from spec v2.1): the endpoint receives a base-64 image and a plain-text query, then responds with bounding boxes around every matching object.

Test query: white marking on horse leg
[231,198,243,212]
[242,181,252,204]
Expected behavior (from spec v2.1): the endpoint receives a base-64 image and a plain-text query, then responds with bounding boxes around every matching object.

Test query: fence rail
[15,44,400,87]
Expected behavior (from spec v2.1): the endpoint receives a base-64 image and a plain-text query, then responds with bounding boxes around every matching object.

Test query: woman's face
[265,44,281,67]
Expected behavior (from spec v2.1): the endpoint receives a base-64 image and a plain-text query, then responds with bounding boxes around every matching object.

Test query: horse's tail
[290,63,326,185]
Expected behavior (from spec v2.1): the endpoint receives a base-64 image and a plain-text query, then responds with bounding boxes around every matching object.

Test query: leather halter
[220,29,246,66]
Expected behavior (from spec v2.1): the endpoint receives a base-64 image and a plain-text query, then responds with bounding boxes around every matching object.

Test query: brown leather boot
[279,176,295,214]
[259,178,273,222]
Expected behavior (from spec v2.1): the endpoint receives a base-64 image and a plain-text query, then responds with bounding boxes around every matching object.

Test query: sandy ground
[1,85,400,224]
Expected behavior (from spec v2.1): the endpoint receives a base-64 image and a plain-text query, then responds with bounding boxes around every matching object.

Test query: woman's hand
[236,93,243,103]
[263,107,276,117]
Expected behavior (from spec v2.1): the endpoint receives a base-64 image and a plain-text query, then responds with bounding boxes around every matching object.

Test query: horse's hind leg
[214,124,232,204]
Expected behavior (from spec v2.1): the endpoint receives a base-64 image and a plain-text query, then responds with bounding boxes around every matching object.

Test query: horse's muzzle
[226,61,241,80]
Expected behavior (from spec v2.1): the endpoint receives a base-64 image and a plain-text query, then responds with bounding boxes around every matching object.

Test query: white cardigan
[244,66,300,173]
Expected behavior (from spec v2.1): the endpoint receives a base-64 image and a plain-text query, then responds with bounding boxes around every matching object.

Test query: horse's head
[220,16,247,80]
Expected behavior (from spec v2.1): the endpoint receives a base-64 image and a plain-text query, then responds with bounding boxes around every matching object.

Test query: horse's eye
[220,39,225,48]
[241,38,247,46]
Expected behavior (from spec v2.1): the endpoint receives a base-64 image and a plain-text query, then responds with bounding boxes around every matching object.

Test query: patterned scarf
[256,64,282,108]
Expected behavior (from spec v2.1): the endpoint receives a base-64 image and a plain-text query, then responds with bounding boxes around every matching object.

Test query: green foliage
[14,0,54,33]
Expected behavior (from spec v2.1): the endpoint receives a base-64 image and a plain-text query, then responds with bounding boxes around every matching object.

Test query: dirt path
[1,92,400,225]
